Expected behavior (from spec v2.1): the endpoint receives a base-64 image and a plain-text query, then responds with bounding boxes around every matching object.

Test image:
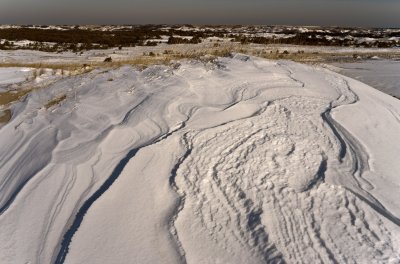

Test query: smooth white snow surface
[0,67,32,86]
[0,55,400,264]
[329,59,400,98]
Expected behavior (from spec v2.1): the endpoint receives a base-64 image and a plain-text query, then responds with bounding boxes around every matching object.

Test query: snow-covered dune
[0,55,399,263]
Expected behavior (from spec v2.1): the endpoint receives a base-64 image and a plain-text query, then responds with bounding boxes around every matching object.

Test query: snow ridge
[54,146,142,263]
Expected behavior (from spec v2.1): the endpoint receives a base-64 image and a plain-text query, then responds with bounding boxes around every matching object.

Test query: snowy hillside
[0,55,400,263]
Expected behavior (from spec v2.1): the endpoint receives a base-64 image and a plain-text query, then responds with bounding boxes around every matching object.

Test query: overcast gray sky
[1,0,399,27]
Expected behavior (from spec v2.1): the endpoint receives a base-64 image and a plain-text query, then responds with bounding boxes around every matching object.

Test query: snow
[1,43,398,67]
[357,37,376,43]
[0,67,32,86]
[329,60,400,98]
[0,55,400,263]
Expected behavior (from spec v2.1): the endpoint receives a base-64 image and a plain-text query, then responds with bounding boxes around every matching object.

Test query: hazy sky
[1,0,399,27]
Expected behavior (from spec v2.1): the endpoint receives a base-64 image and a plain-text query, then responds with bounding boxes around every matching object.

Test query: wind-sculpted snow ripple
[173,61,400,263]
[0,56,399,264]
[175,95,399,263]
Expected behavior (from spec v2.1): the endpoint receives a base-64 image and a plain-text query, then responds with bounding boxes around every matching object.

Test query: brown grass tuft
[0,109,12,124]
[0,89,32,106]
[45,94,67,109]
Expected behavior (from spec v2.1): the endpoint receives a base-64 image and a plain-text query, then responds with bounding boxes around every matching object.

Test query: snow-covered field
[0,67,32,87]
[329,59,400,98]
[1,44,399,66]
[0,54,400,263]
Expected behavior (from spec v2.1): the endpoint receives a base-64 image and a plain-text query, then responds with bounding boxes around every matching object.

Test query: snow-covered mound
[0,55,400,264]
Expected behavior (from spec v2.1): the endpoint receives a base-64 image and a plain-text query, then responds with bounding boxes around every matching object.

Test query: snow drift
[0,55,399,263]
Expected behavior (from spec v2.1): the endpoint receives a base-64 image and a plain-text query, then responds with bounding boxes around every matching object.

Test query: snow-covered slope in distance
[0,67,32,87]
[329,59,400,98]
[0,55,399,264]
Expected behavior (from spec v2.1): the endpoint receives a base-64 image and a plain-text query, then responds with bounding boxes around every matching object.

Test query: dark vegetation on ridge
[0,25,399,52]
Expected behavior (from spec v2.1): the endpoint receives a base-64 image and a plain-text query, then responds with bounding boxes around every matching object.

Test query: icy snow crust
[0,55,400,263]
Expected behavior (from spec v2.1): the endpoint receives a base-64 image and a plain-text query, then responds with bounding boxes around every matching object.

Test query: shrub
[145,41,157,46]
